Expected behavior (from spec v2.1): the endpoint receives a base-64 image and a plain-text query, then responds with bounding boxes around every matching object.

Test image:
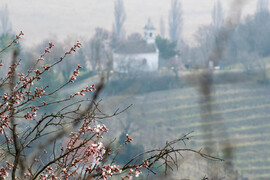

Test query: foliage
[191,0,270,72]
[233,11,270,57]
[103,74,183,96]
[155,36,179,60]
[220,1,270,82]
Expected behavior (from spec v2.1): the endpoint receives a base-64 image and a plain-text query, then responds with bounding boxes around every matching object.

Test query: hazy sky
[1,0,258,48]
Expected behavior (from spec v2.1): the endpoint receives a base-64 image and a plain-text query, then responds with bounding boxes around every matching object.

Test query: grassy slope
[114,81,270,179]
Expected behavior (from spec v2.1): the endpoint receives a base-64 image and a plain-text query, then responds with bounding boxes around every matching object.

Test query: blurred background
[1,0,270,179]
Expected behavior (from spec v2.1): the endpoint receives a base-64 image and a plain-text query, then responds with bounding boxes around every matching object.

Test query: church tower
[144,18,156,44]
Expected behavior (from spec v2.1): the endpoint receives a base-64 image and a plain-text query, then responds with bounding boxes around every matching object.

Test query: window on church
[149,32,152,37]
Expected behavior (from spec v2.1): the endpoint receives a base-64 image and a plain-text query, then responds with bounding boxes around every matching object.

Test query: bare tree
[159,17,165,38]
[168,0,183,44]
[256,0,269,22]
[256,0,269,13]
[194,1,224,67]
[127,33,143,41]
[88,28,110,72]
[194,25,215,64]
[113,0,126,39]
[212,0,224,33]
[0,5,12,35]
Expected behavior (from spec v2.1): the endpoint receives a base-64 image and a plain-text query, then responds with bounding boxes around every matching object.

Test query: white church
[112,19,159,73]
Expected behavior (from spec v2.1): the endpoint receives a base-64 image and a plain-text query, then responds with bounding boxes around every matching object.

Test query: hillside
[100,77,270,179]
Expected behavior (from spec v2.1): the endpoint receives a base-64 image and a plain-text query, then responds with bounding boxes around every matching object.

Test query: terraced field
[112,82,270,179]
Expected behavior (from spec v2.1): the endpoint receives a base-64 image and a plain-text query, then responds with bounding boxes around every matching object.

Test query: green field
[107,80,270,179]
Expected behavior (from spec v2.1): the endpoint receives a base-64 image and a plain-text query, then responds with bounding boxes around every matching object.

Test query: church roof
[144,18,155,30]
[114,40,157,54]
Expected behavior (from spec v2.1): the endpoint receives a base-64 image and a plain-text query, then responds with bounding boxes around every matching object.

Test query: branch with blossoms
[0,32,102,179]
[0,32,223,180]
[87,132,223,180]
[0,31,24,54]
[120,132,223,178]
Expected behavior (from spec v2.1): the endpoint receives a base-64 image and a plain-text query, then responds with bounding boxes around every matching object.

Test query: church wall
[112,52,159,73]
